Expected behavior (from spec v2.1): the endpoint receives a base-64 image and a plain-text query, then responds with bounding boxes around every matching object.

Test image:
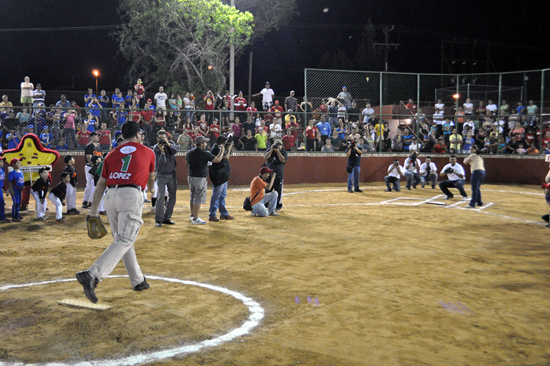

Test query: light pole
[92,69,100,96]
[230,0,235,119]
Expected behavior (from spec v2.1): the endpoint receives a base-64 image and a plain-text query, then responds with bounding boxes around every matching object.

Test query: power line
[0,25,120,33]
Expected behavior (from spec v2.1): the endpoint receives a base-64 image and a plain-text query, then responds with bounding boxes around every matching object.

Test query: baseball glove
[87,215,108,239]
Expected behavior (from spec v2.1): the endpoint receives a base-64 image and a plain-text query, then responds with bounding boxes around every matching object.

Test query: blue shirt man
[40,127,54,148]
[317,119,332,146]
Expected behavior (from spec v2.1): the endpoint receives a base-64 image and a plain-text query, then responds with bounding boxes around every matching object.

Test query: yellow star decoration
[2,134,60,181]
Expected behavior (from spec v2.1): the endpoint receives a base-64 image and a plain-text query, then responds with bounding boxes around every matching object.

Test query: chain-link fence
[305,68,550,155]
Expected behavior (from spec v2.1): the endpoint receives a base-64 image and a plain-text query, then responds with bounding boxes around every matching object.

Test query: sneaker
[209,217,219,222]
[162,219,175,225]
[348,190,354,193]
[133,277,150,291]
[269,211,280,216]
[220,215,234,220]
[189,215,194,222]
[19,205,28,211]
[464,205,475,209]
[384,188,392,192]
[0,219,11,223]
[443,196,452,200]
[75,270,98,303]
[155,222,162,227]
[461,197,469,201]
[354,189,363,193]
[55,218,66,223]
[191,217,207,225]
[82,201,89,209]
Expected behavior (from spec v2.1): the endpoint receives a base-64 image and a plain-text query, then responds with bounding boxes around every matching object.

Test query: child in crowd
[31,167,51,220]
[49,172,70,223]
[39,126,53,149]
[63,155,80,215]
[516,143,527,155]
[0,157,9,223]
[7,158,25,222]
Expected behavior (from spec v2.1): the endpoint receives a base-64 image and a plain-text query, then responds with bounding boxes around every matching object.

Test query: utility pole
[374,26,398,71]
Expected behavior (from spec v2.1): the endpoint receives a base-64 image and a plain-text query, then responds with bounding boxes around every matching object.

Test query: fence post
[379,72,383,153]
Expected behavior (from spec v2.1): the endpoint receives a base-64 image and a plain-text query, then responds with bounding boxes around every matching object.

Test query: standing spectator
[98,123,112,151]
[84,88,96,107]
[56,94,72,112]
[305,119,318,152]
[134,78,145,106]
[16,108,31,128]
[165,110,180,135]
[282,129,296,151]
[269,119,283,146]
[449,129,463,153]
[39,126,53,149]
[98,90,110,122]
[361,103,375,125]
[463,98,474,116]
[439,155,468,200]
[203,90,215,123]
[186,136,225,225]
[321,138,335,152]
[486,100,497,117]
[405,99,417,115]
[154,86,168,112]
[154,111,166,135]
[209,118,221,145]
[316,116,332,146]
[346,138,363,193]
[20,76,34,108]
[208,135,234,222]
[463,145,485,208]
[140,99,156,145]
[153,129,179,227]
[32,84,46,108]
[264,139,287,210]
[284,90,298,112]
[527,100,538,124]
[270,100,284,124]
[233,91,247,121]
[500,100,510,117]
[337,86,352,110]
[516,101,525,115]
[239,129,256,151]
[177,131,193,151]
[255,128,268,151]
[168,93,178,113]
[253,81,275,111]
[183,92,192,119]
[246,101,258,121]
[299,97,313,125]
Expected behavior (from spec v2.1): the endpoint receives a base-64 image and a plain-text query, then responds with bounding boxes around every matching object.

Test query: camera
[273,142,282,149]
[349,139,356,147]
[444,167,454,174]
[158,138,168,146]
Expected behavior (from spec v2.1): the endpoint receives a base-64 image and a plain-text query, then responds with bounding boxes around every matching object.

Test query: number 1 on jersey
[121,155,132,172]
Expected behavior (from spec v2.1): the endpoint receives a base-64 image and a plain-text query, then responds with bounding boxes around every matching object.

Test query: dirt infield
[1,183,549,365]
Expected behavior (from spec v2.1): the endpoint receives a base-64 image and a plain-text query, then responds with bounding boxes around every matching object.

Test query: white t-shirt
[419,162,437,176]
[463,102,473,114]
[441,163,465,181]
[269,122,282,139]
[21,82,34,97]
[154,92,168,108]
[486,104,497,113]
[435,102,444,111]
[337,106,347,119]
[404,157,421,173]
[260,88,274,104]
[387,164,405,178]
[463,120,475,132]
[409,142,419,152]
[362,108,375,123]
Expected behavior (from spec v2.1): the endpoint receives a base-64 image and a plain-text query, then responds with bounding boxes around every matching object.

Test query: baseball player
[542,164,550,227]
[76,121,155,303]
[49,172,70,223]
[0,157,10,223]
[31,167,51,220]
[82,132,102,208]
[63,155,80,215]
[7,158,25,222]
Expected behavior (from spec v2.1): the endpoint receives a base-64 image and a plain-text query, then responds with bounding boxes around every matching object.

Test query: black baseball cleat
[82,201,89,208]
[162,219,175,225]
[354,189,363,192]
[133,277,150,291]
[542,214,550,223]
[76,270,99,303]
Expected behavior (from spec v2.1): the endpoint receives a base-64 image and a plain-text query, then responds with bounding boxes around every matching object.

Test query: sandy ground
[1,183,549,366]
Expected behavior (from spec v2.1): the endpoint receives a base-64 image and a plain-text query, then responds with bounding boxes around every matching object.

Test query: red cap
[10,157,25,166]
[260,166,274,175]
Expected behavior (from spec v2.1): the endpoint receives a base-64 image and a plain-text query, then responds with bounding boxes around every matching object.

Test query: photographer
[208,135,234,221]
[403,151,422,190]
[264,138,287,210]
[384,159,405,192]
[153,129,179,227]
[438,155,468,201]
[346,138,363,193]
[419,156,438,189]
[250,167,279,217]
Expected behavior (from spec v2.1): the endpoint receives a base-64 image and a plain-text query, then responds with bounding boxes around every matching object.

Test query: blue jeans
[209,182,229,218]
[421,173,437,188]
[439,179,467,198]
[384,176,401,191]
[404,171,421,188]
[252,191,278,217]
[0,187,5,220]
[11,188,22,218]
[470,170,486,206]
[347,165,360,191]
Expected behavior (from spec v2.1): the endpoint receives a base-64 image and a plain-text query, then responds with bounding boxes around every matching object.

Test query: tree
[116,0,254,95]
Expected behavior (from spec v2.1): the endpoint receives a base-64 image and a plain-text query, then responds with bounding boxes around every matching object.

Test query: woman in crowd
[463,145,485,209]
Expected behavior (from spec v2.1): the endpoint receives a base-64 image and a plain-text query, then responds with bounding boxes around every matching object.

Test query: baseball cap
[64,155,74,163]
[274,138,283,146]
[147,98,152,102]
[265,81,270,85]
[260,166,274,175]
[195,135,210,145]
[43,126,48,130]
[28,124,34,129]
[10,157,24,166]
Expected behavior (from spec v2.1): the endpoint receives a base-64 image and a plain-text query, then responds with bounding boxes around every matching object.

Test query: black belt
[108,184,142,191]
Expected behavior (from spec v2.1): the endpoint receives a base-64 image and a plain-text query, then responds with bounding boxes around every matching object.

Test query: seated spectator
[321,137,336,152]
[98,123,111,151]
[524,128,536,149]
[476,101,486,120]
[330,129,342,151]
[282,129,296,151]
[242,115,255,137]
[463,98,474,116]
[177,132,193,151]
[545,140,550,154]
[362,103,375,125]
[462,131,475,154]
[269,119,283,146]
[409,137,420,152]
[285,114,299,140]
[76,123,90,150]
[506,135,520,154]
[486,100,497,116]
[402,128,414,151]
[442,118,453,145]
[384,159,405,192]
[231,117,242,141]
[508,121,525,142]
[39,126,53,149]
[526,143,539,155]
[500,100,510,117]
[405,99,417,115]
[516,101,525,115]
[433,138,447,153]
[255,128,268,151]
[421,132,436,153]
[56,137,69,151]
[209,118,221,145]
[270,100,284,124]
[497,135,507,154]
[475,127,489,150]
[16,108,31,127]
[516,143,527,154]
[463,117,475,133]
[304,119,318,152]
[0,95,13,112]
[527,100,538,124]
[391,129,403,152]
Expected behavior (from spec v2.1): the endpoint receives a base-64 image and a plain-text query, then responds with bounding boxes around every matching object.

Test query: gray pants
[89,187,145,288]
[155,171,177,222]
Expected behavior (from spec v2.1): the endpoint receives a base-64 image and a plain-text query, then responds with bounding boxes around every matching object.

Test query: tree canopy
[117,0,254,94]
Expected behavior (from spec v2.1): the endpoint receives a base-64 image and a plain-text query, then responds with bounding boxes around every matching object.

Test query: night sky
[1,0,548,97]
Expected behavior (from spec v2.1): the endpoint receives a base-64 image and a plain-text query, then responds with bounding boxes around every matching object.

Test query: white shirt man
[154,86,168,110]
[463,99,473,115]
[486,100,497,116]
[419,157,438,189]
[439,156,468,200]
[256,82,274,111]
[361,103,375,124]
[269,121,283,140]
[384,160,406,192]
[403,153,422,190]
[434,99,444,112]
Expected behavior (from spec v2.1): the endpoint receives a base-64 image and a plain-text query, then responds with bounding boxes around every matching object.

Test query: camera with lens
[444,167,454,174]
[158,138,168,147]
[273,142,282,149]
[349,139,356,148]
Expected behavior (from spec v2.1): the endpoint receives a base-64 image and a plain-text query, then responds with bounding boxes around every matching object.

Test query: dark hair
[217,135,227,145]
[157,129,167,136]
[63,155,74,163]
[471,145,481,155]
[60,172,70,179]
[450,155,457,159]
[121,121,140,139]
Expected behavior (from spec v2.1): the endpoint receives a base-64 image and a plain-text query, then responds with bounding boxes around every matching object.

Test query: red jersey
[209,124,220,138]
[77,130,91,146]
[286,121,299,139]
[141,109,154,124]
[270,105,284,117]
[99,130,111,145]
[306,126,317,139]
[234,97,247,111]
[204,95,215,111]
[101,141,155,189]
[198,120,209,134]
[282,134,296,150]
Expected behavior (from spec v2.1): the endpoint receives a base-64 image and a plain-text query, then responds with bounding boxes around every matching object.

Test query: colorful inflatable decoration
[1,133,60,181]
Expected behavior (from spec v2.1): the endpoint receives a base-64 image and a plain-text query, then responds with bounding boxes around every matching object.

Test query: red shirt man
[197,119,209,136]
[77,129,91,147]
[282,131,296,150]
[270,101,284,119]
[204,92,215,111]
[102,141,155,189]
[209,121,220,138]
[234,92,247,111]
[405,99,417,115]
[141,100,155,125]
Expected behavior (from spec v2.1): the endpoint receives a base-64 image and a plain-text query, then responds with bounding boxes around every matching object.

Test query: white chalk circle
[0,275,265,366]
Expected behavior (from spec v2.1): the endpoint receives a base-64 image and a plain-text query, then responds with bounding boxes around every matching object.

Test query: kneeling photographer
[249,166,279,217]
[264,138,287,211]
[346,138,363,193]
[153,129,179,227]
[208,135,234,221]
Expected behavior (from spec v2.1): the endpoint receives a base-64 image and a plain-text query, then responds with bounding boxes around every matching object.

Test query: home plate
[426,201,446,206]
[58,299,111,310]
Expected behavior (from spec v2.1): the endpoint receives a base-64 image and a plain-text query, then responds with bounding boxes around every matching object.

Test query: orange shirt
[250,176,267,206]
